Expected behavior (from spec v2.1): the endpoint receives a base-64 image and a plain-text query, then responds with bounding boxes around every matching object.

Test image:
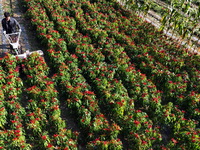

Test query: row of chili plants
[20,0,200,149]
[0,55,31,149]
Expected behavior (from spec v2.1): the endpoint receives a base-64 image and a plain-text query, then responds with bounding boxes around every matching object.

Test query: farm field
[0,0,199,149]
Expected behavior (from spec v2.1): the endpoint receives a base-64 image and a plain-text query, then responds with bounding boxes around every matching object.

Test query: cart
[4,31,22,55]
[3,30,44,59]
